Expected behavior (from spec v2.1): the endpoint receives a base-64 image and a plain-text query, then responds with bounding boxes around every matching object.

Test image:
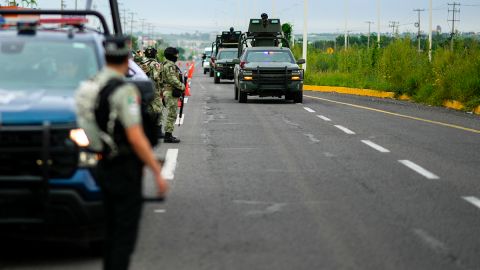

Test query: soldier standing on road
[83,36,168,270]
[139,47,165,138]
[162,47,185,143]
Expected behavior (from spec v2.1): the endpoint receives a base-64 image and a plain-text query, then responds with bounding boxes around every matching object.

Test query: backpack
[75,78,159,157]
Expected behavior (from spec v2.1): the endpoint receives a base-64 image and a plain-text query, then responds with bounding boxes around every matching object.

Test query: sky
[34,0,480,34]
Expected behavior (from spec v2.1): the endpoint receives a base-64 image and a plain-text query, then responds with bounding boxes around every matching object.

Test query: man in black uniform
[93,36,168,270]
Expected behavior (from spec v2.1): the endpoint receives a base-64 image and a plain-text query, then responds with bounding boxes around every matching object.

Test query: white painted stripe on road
[304,107,316,113]
[161,149,179,180]
[463,196,480,210]
[334,125,356,135]
[316,115,331,121]
[398,160,440,179]
[175,114,185,125]
[361,140,390,153]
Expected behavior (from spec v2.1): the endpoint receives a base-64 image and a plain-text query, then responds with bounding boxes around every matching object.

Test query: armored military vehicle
[233,14,305,103]
[210,28,241,82]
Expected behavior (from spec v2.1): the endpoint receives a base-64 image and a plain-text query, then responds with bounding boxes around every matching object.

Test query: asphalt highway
[1,66,480,270]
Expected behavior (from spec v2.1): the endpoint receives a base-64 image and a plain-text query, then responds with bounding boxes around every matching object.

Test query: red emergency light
[38,17,88,25]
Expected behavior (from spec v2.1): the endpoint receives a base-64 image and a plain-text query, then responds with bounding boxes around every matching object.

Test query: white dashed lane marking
[316,115,331,121]
[334,125,356,135]
[303,107,316,113]
[398,160,440,179]
[361,140,390,153]
[161,149,179,180]
[463,196,480,210]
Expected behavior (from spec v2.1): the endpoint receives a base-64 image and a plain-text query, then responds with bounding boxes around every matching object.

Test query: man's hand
[154,172,168,197]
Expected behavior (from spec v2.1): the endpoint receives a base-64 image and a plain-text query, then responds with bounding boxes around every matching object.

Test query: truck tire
[293,92,303,103]
[209,69,214,77]
[214,74,220,84]
[234,86,239,100]
[239,91,247,103]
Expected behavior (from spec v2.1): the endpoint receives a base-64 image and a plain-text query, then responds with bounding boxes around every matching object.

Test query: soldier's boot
[164,132,180,143]
[157,125,164,139]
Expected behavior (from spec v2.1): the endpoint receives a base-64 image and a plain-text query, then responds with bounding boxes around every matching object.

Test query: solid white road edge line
[398,160,440,180]
[463,196,480,210]
[334,125,356,135]
[304,107,316,113]
[161,149,179,180]
[317,115,331,121]
[361,140,390,153]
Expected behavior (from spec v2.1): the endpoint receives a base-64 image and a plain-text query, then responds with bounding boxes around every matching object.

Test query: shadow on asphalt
[0,238,98,266]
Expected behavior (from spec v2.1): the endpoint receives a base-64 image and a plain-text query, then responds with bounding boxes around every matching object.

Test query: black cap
[103,36,130,57]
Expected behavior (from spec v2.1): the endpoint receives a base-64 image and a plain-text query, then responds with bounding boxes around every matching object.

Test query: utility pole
[302,0,308,72]
[121,8,128,32]
[389,21,399,38]
[414,9,425,52]
[448,2,460,51]
[377,0,381,48]
[344,0,349,50]
[365,21,374,48]
[428,0,432,61]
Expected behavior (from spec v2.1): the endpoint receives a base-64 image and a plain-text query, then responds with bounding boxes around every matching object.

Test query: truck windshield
[246,50,294,63]
[217,50,238,60]
[0,39,99,91]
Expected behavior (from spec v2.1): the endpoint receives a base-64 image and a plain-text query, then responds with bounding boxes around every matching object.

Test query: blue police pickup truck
[0,13,116,246]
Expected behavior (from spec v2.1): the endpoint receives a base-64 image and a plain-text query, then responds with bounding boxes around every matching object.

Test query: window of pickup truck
[217,50,238,60]
[245,50,294,64]
[0,39,99,90]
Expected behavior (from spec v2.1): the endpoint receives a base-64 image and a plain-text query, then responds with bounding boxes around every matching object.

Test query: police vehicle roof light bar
[0,9,111,35]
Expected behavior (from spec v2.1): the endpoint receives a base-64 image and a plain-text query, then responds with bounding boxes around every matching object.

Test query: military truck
[210,29,241,83]
[0,5,158,248]
[233,15,305,103]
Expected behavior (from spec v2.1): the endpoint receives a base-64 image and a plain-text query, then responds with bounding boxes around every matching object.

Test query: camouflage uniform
[162,59,185,134]
[139,58,164,126]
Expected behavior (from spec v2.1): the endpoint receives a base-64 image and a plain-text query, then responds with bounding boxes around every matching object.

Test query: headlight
[70,128,89,147]
[78,151,99,167]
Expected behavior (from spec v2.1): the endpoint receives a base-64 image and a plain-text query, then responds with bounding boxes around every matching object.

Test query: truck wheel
[234,86,239,100]
[293,92,303,103]
[209,69,214,77]
[203,69,207,74]
[239,91,247,103]
[214,74,220,84]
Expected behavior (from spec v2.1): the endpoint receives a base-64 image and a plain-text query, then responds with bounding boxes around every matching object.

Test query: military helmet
[145,47,158,59]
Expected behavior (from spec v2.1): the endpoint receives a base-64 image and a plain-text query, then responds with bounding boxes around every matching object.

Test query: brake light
[240,61,247,69]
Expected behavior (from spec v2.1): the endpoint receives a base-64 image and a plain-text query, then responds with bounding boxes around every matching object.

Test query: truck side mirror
[232,58,241,64]
[296,59,306,65]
